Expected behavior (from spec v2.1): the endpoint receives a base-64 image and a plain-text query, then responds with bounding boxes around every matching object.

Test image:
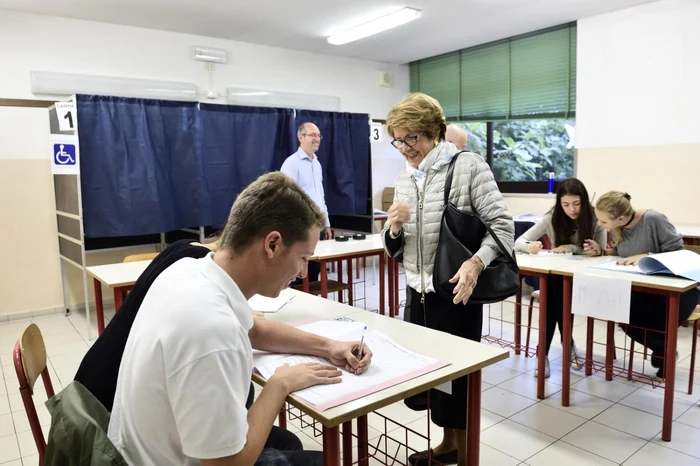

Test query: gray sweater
[514,212,607,254]
[616,210,683,257]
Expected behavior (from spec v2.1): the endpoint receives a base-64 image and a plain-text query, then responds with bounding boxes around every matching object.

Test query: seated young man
[107,172,373,466]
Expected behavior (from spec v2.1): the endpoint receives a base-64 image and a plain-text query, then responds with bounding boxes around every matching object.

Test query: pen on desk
[357,326,367,360]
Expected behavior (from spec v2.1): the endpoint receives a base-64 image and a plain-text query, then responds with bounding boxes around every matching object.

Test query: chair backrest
[123,252,159,263]
[14,323,56,466]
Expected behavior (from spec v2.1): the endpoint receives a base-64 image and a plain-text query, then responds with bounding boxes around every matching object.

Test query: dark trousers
[622,288,699,357]
[542,275,574,355]
[405,287,483,429]
[246,383,323,466]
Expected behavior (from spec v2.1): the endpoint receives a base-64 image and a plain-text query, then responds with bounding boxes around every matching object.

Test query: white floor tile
[498,373,563,401]
[15,430,38,458]
[624,442,700,466]
[479,443,521,466]
[527,440,618,466]
[510,403,587,439]
[0,413,15,438]
[593,404,662,441]
[652,422,700,459]
[495,353,539,373]
[676,404,700,430]
[0,434,20,463]
[0,397,9,416]
[481,419,556,461]
[571,375,639,403]
[481,387,536,418]
[0,460,22,466]
[619,388,695,420]
[481,409,505,431]
[561,421,647,464]
[542,390,614,420]
[22,454,39,466]
[482,364,522,386]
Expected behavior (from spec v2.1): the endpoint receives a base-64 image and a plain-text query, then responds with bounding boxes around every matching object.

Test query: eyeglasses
[302,133,323,139]
[391,133,422,149]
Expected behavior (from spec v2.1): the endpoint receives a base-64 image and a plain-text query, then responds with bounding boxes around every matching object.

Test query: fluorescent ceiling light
[327,7,422,45]
[30,71,197,101]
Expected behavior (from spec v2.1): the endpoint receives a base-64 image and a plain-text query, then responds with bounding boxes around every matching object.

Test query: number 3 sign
[370,122,383,143]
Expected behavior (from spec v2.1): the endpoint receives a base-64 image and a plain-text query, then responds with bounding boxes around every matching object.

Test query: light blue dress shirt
[280,147,330,227]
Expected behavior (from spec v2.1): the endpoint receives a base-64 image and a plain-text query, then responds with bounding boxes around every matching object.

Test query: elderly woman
[382,93,513,466]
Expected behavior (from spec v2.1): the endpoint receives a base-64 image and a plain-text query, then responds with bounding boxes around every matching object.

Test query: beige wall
[577,144,700,225]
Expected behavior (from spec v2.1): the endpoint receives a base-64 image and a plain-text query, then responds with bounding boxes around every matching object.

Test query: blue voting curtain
[200,104,297,227]
[77,95,370,238]
[295,110,371,216]
[77,95,212,238]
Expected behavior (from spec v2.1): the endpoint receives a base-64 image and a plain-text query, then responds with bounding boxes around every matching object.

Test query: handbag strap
[443,150,467,206]
[443,151,518,272]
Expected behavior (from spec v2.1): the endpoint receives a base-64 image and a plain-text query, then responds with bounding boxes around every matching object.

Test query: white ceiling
[0,0,658,63]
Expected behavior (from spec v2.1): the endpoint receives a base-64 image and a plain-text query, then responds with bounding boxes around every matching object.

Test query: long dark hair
[549,178,595,247]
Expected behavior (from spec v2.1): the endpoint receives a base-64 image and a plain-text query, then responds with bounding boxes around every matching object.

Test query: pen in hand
[355,326,367,373]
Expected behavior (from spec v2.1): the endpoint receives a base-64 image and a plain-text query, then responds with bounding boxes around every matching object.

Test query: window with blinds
[409,23,576,121]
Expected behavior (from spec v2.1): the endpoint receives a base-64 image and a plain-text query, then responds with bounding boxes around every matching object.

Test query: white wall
[577,0,700,149]
[0,10,411,316]
[575,0,700,225]
[0,10,410,117]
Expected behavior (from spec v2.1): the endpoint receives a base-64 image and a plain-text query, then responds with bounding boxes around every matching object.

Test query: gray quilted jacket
[382,147,514,295]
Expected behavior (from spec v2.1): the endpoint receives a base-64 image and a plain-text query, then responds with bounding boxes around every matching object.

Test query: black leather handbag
[432,152,520,304]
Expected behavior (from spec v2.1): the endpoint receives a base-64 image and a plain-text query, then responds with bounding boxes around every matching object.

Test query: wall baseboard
[0,299,116,323]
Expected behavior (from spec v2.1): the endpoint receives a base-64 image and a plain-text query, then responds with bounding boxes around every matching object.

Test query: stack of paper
[530,250,573,257]
[253,320,449,411]
[248,288,296,313]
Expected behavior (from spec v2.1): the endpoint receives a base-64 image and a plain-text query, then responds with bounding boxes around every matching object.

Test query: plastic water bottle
[548,172,555,194]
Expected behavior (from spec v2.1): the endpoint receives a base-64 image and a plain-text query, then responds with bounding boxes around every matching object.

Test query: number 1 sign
[55,101,76,132]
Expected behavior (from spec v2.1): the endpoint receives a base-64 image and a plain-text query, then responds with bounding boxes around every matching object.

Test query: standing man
[281,122,331,282]
[446,124,468,150]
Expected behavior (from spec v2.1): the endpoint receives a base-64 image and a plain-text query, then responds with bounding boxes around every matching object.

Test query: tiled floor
[1,267,700,466]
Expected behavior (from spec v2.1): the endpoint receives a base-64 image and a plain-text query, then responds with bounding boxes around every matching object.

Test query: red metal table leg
[93,278,105,335]
[537,276,548,400]
[562,276,572,407]
[466,369,482,466]
[323,425,341,466]
[662,293,680,441]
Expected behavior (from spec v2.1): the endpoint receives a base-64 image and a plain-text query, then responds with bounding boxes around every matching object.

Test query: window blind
[409,23,576,121]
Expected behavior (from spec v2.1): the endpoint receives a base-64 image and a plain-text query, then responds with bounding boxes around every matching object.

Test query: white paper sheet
[572,273,632,324]
[591,260,644,275]
[247,288,296,313]
[253,320,448,410]
[530,250,573,257]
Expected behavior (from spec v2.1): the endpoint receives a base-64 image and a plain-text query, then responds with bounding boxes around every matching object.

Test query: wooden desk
[86,260,151,334]
[303,234,400,317]
[254,306,508,466]
[551,258,698,441]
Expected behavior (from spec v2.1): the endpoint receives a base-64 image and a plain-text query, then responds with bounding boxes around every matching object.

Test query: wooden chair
[123,252,159,263]
[524,290,540,357]
[14,323,56,466]
[118,251,160,299]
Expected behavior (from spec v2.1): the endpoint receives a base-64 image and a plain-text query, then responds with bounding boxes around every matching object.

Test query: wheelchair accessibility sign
[50,135,80,174]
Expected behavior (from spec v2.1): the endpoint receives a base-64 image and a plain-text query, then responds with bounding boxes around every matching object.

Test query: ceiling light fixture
[327,7,422,46]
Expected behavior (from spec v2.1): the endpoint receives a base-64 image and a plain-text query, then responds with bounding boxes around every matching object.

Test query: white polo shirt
[107,253,255,465]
